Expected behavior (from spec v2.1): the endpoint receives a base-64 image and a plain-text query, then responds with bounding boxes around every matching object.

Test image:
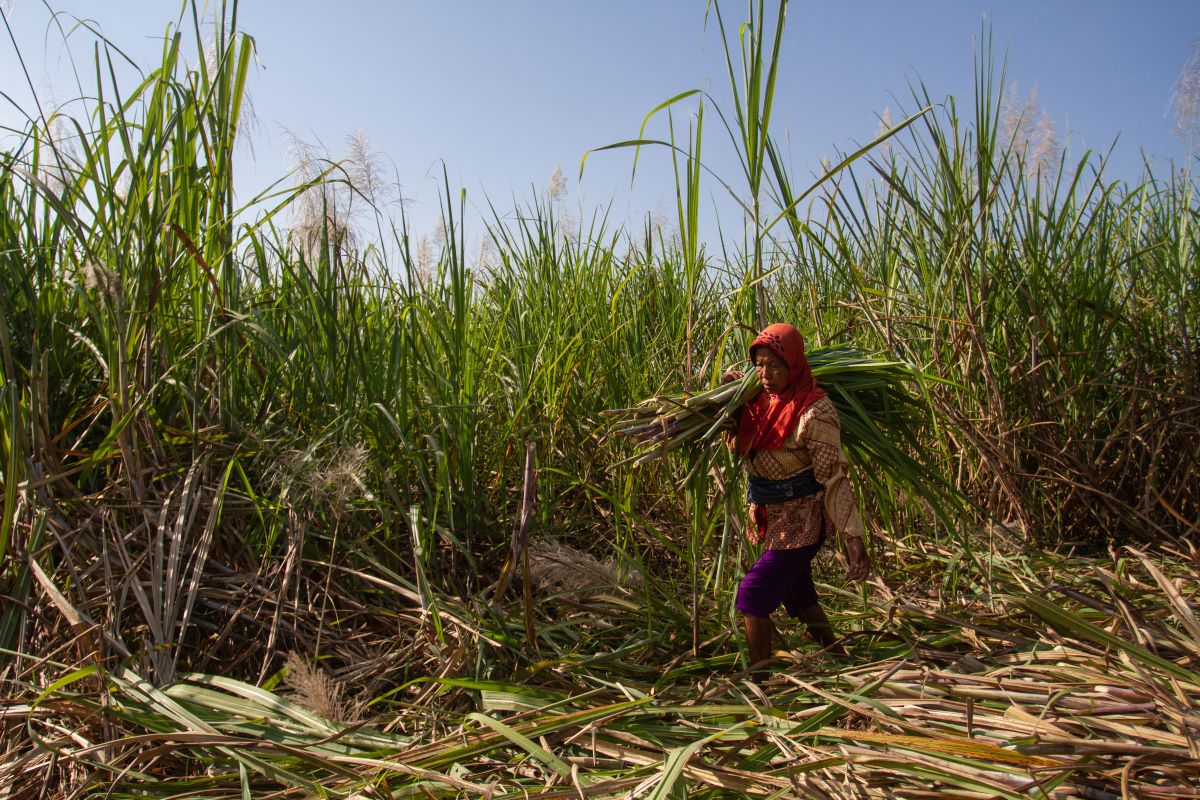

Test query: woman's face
[752,347,790,393]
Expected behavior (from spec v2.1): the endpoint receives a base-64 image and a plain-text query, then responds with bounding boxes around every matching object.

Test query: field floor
[4,540,1198,799]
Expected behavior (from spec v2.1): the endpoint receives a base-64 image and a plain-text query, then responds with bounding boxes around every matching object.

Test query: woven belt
[747,470,822,505]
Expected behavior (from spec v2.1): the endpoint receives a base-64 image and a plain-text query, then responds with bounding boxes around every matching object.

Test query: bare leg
[795,604,841,651]
[743,613,774,680]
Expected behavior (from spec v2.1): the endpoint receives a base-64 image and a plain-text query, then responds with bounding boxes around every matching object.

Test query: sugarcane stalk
[604,346,966,525]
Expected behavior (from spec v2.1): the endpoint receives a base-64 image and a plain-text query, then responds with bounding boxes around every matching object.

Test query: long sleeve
[799,397,865,538]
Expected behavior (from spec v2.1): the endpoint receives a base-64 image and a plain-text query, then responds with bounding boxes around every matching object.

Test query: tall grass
[1,1,1198,797]
[769,41,1200,541]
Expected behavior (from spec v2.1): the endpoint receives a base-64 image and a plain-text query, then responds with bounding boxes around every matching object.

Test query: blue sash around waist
[747,470,823,505]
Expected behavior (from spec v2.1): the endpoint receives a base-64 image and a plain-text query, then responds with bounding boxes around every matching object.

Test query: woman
[724,323,870,675]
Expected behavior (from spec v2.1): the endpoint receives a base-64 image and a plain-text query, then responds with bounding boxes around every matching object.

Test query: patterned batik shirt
[744,395,865,549]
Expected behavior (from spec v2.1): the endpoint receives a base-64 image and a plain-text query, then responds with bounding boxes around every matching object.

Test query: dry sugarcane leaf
[818,728,1063,768]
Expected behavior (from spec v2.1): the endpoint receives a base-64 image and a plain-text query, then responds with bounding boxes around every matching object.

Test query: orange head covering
[735,323,826,455]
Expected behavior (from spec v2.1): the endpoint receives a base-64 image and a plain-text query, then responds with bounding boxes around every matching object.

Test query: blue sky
[3,1,1198,245]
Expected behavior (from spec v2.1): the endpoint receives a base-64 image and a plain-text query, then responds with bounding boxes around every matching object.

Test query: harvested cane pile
[604,347,927,461]
[604,346,958,513]
[4,541,1197,799]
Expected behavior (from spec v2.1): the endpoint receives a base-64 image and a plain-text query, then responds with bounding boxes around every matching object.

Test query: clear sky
[3,1,1198,246]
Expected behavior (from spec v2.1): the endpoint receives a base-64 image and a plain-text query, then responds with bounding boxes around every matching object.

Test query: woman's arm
[801,400,871,582]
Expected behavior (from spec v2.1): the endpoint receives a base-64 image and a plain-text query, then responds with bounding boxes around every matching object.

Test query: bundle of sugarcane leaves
[604,346,963,521]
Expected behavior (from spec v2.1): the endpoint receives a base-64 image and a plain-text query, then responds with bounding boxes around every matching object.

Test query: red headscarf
[735,323,826,455]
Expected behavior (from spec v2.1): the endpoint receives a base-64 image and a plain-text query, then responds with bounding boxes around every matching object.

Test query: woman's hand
[720,369,744,385]
[844,535,871,582]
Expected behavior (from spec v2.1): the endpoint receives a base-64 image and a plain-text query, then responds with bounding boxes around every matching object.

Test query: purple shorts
[735,538,824,618]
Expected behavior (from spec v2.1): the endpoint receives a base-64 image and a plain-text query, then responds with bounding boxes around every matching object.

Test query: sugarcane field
[2,1,1199,798]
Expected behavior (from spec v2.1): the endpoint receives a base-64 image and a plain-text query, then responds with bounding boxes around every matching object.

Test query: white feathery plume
[38,110,80,195]
[201,33,260,154]
[1169,38,1200,151]
[478,235,497,269]
[344,129,392,208]
[526,540,642,600]
[415,234,433,280]
[998,82,1060,180]
[283,652,354,723]
[546,165,568,202]
[874,106,895,157]
[286,133,355,258]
